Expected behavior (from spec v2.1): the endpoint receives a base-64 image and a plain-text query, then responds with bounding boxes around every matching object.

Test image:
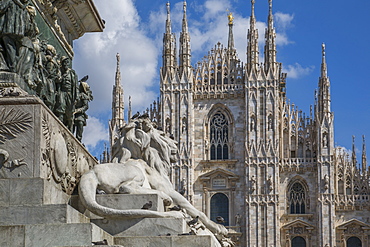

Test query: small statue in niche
[250,117,255,131]
[323,133,328,147]
[323,174,329,191]
[235,213,241,232]
[268,115,273,130]
[179,177,187,196]
[250,175,256,193]
[181,117,187,134]
[73,77,92,142]
[204,139,209,158]
[54,56,78,131]
[267,175,273,192]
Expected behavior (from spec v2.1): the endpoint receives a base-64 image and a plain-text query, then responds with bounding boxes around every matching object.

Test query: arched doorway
[347,237,362,247]
[291,236,306,247]
[210,193,229,225]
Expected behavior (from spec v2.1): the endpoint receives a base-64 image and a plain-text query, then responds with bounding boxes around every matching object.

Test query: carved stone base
[0,95,97,195]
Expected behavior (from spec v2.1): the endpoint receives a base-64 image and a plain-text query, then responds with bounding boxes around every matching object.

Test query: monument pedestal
[0,94,221,246]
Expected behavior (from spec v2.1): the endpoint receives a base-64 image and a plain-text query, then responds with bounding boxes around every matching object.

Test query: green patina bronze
[0,0,91,142]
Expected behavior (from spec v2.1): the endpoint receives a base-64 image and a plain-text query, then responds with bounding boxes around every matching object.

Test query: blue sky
[73,0,370,162]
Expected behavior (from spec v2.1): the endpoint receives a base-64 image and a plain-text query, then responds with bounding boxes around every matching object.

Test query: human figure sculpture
[38,44,59,110]
[0,0,31,72]
[79,119,229,240]
[0,0,39,89]
[55,56,78,131]
[73,79,92,141]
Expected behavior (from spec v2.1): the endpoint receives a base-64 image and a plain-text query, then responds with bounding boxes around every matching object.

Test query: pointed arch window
[210,111,229,160]
[289,182,306,214]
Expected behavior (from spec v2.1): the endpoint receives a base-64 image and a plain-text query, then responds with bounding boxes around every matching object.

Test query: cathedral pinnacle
[362,135,367,173]
[247,0,259,73]
[166,2,171,34]
[179,0,191,76]
[264,0,277,73]
[162,2,177,78]
[321,43,328,78]
[227,11,235,51]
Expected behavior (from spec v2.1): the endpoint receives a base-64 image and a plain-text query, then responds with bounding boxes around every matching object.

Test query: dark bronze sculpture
[0,1,92,140]
[55,57,78,131]
[73,77,92,141]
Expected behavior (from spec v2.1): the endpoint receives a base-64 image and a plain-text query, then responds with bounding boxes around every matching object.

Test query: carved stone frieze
[0,108,32,144]
[41,109,91,194]
[0,149,28,170]
[0,87,28,97]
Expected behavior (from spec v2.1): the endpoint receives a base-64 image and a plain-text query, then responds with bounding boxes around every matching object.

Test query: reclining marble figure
[78,118,228,237]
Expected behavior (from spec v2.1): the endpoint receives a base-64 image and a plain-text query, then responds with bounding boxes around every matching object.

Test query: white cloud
[73,0,159,116]
[283,63,314,79]
[82,116,109,150]
[274,12,294,31]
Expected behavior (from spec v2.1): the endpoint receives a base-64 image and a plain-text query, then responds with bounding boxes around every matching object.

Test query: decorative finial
[116,53,120,63]
[227,10,234,25]
[322,43,326,57]
[183,0,187,11]
[167,2,170,16]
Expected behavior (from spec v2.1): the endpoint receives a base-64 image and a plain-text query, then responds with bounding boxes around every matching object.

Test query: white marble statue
[79,119,228,237]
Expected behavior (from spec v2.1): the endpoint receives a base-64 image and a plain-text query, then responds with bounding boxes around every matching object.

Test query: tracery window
[210,111,229,160]
[289,182,306,214]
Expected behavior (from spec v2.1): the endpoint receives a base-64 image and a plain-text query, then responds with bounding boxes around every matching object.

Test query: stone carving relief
[0,87,27,97]
[41,111,84,194]
[0,149,28,170]
[0,108,32,144]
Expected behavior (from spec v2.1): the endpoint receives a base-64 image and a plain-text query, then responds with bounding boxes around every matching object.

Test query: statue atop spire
[227,11,234,25]
[321,43,328,78]
[166,2,171,34]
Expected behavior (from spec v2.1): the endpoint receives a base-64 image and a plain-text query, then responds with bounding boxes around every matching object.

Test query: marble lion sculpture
[78,118,228,237]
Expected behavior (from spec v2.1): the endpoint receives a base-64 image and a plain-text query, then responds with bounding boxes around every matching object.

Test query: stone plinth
[0,204,89,225]
[92,217,187,237]
[114,235,220,247]
[0,223,113,247]
[0,95,97,195]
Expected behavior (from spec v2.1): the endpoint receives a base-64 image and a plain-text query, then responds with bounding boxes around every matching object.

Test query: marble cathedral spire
[264,0,277,73]
[162,2,177,78]
[362,135,367,173]
[352,135,357,166]
[317,43,331,117]
[227,11,235,52]
[111,53,124,128]
[109,53,125,153]
[246,0,259,74]
[179,1,191,76]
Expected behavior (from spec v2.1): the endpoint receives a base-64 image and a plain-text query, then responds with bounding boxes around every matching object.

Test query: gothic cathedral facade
[109,1,370,246]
